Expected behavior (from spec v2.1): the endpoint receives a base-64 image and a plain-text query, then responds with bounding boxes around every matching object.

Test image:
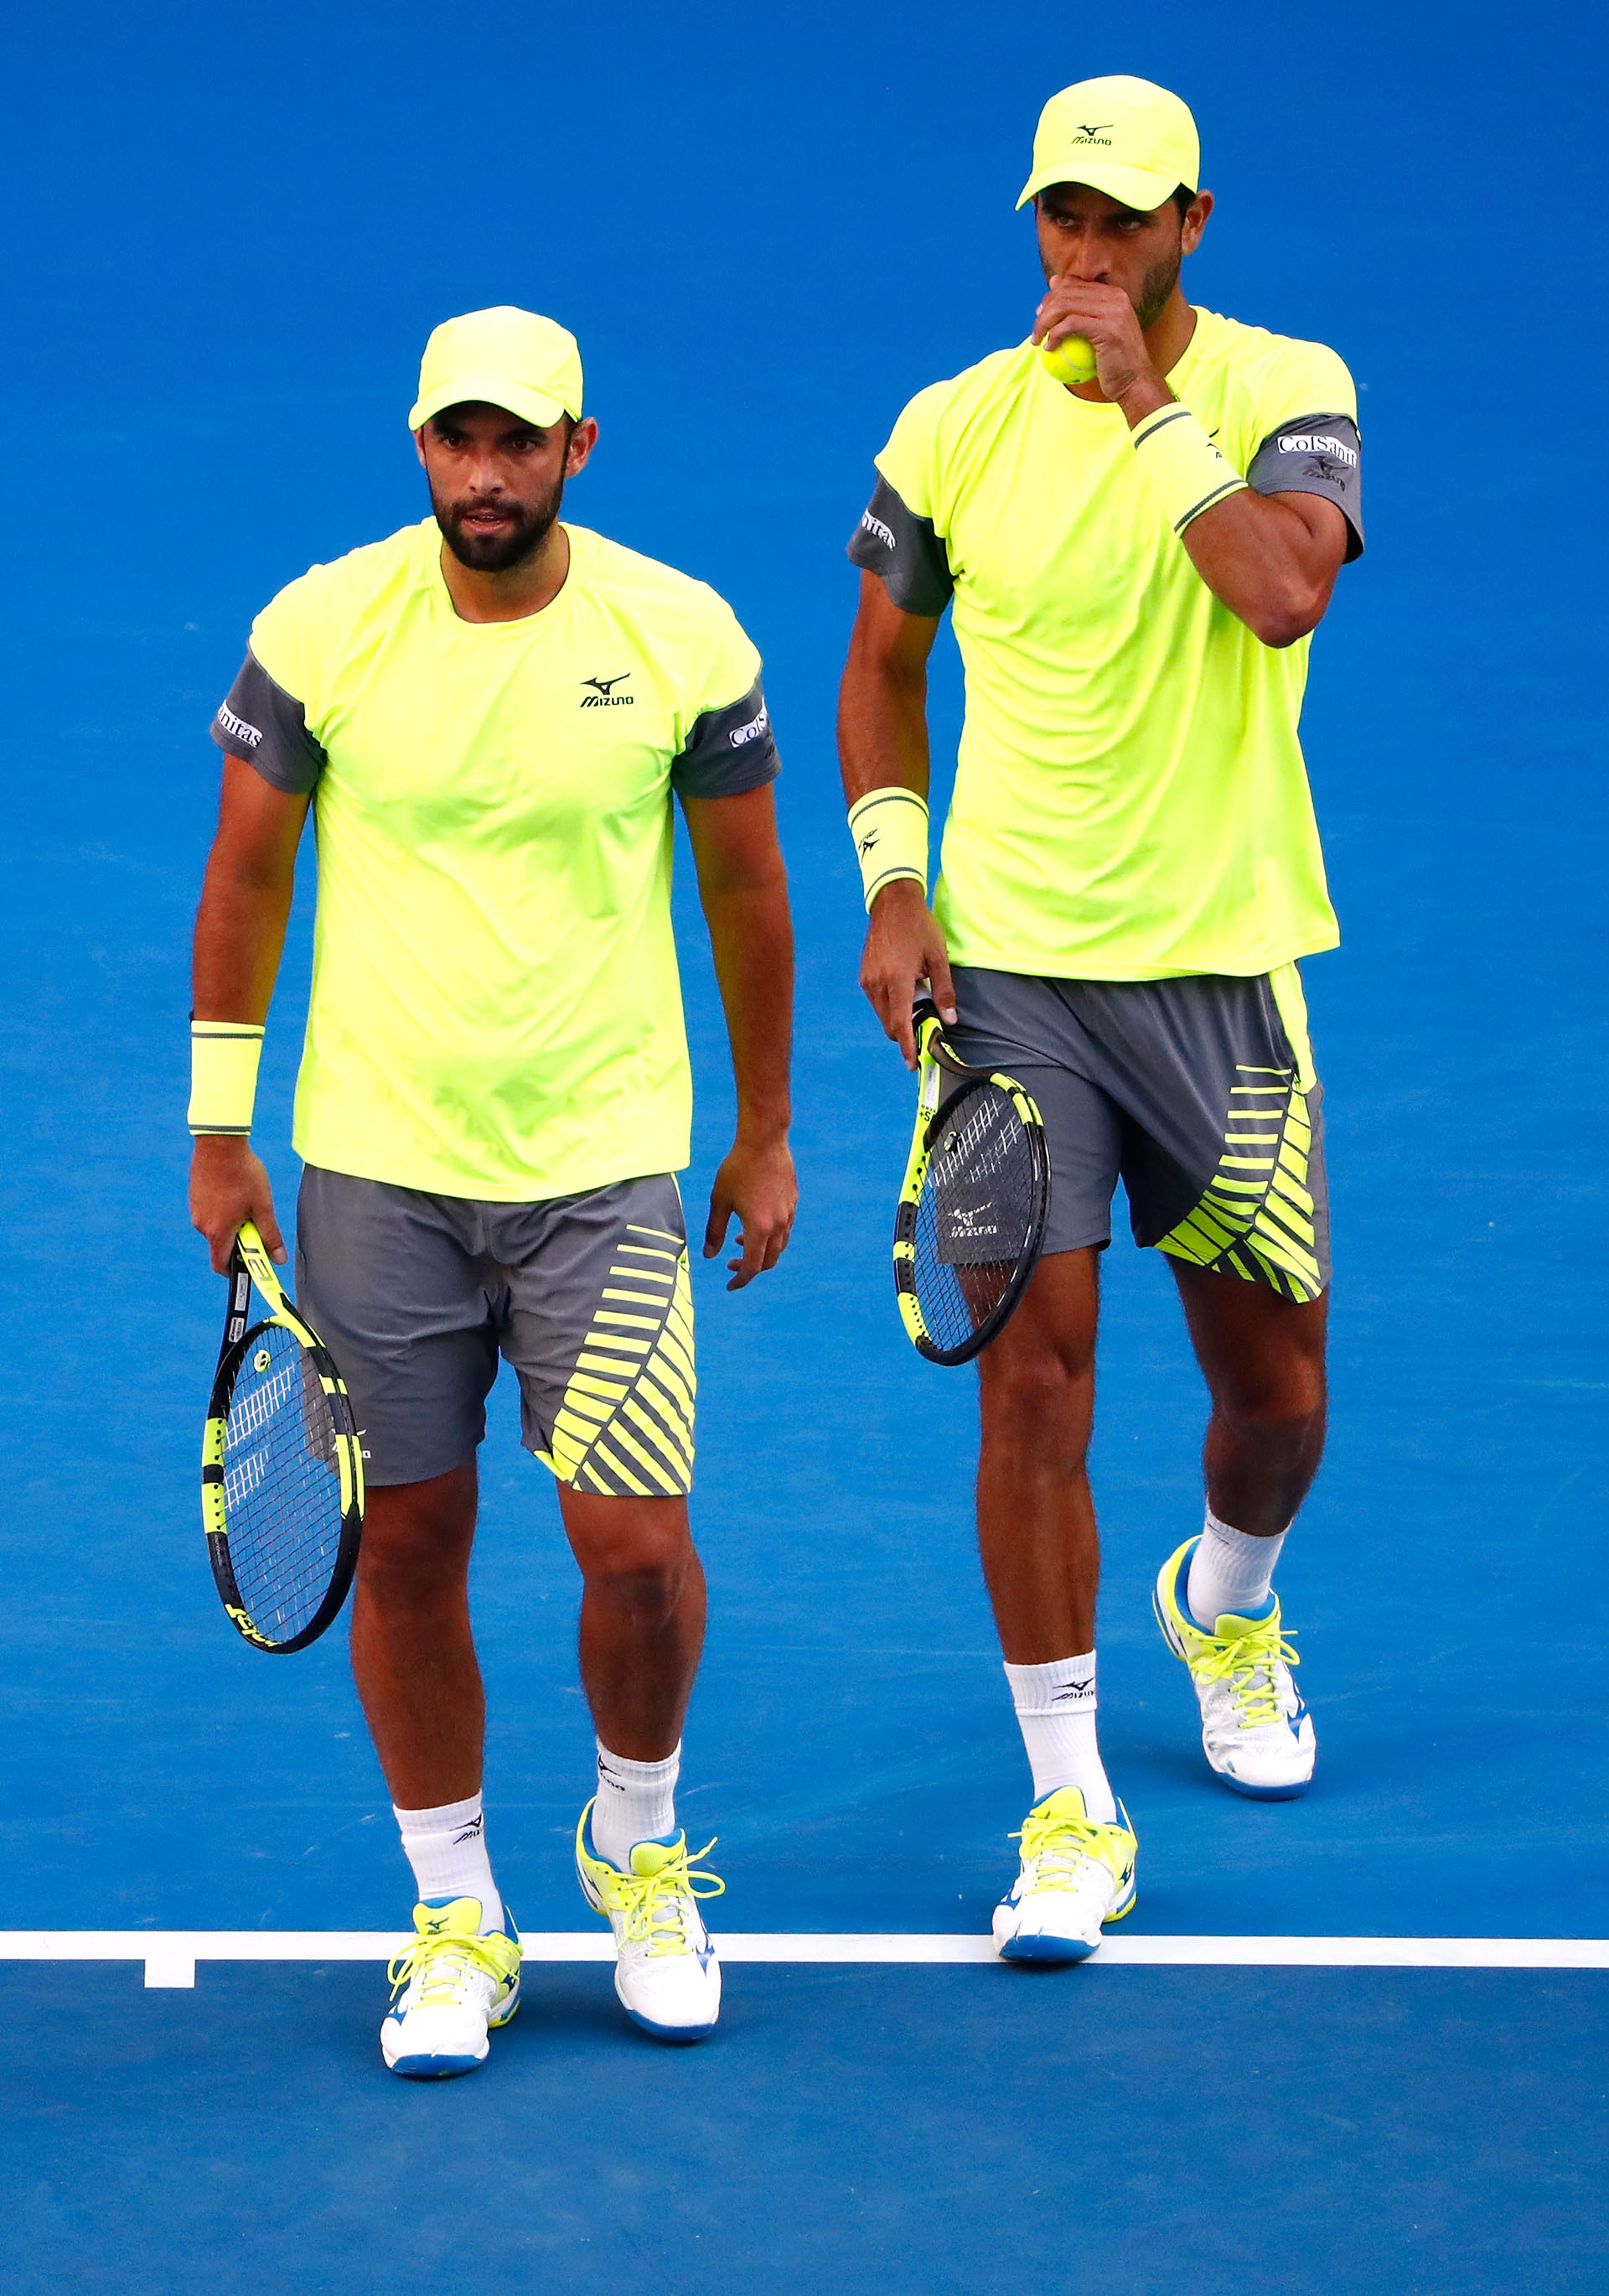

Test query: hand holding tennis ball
[1039,332,1099,387]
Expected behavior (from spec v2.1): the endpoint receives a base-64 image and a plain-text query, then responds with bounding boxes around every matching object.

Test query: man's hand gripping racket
[892,995,1052,1366]
[201,1220,365,1653]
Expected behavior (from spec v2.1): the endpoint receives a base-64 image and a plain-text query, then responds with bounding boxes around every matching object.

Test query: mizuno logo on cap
[1069,122,1115,143]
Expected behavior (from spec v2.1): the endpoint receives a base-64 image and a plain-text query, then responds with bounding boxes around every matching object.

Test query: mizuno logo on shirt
[217,702,263,748]
[728,704,769,748]
[581,673,634,706]
[860,511,897,551]
[1277,432,1356,466]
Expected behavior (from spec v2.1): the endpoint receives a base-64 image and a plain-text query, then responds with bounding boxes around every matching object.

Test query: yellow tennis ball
[1039,333,1098,387]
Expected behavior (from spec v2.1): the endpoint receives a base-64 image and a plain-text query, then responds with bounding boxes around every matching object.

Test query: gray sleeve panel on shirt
[210,650,328,794]
[670,678,782,800]
[846,475,955,616]
[1246,412,1364,562]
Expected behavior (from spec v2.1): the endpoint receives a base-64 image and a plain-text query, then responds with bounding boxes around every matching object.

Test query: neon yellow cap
[408,306,584,433]
[1016,75,1199,213]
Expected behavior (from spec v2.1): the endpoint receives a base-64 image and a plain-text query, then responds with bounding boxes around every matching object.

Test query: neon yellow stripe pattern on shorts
[537,1225,696,1495]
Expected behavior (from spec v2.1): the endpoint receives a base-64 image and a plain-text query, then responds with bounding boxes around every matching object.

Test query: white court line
[1,1931,1606,1988]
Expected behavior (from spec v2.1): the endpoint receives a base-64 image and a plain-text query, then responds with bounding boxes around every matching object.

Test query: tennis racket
[201,1220,365,1653]
[893,996,1052,1366]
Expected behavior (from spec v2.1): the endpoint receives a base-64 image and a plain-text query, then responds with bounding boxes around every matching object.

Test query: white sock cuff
[392,1791,484,1838]
[596,1740,681,1785]
[1203,1506,1290,1551]
[1003,1653,1097,1715]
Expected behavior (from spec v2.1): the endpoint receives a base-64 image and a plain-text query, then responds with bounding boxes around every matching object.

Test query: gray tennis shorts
[946,963,1330,1301]
[295,1168,696,1493]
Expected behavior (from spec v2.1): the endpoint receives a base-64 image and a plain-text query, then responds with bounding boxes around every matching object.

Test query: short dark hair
[1172,184,1195,219]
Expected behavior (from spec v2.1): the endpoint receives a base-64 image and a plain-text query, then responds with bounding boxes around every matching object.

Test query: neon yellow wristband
[1131,402,1249,535]
[189,1022,265,1136]
[848,786,929,911]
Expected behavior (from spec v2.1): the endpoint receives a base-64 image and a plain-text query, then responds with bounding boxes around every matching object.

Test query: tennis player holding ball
[190,307,795,2076]
[842,76,1363,1958]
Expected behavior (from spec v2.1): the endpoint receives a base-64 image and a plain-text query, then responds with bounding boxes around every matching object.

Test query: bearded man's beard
[432,473,566,573]
[1132,244,1182,334]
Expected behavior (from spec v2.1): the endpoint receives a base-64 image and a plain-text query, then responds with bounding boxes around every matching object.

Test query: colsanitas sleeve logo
[1276,431,1357,466]
[859,510,898,551]
[728,703,769,749]
[215,702,263,748]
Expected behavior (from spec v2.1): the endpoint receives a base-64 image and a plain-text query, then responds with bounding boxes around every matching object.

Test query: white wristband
[189,1021,265,1136]
[1131,402,1248,535]
[848,786,929,911]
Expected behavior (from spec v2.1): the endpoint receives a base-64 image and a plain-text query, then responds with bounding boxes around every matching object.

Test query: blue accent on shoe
[1221,1773,1312,1802]
[418,1889,509,1936]
[1185,1565,1278,1635]
[998,1933,1096,1966]
[388,2052,484,2079]
[625,2006,717,2042]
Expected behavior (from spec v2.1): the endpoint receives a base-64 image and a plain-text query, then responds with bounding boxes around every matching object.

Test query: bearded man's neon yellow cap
[409,305,584,433]
[1017,75,1199,213]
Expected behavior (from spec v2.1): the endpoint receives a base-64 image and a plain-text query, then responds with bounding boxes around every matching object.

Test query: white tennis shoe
[1154,1536,1317,1797]
[992,1786,1138,1963]
[380,1897,521,2078]
[575,1801,724,2040]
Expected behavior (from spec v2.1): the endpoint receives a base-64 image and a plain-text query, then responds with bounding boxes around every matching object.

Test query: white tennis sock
[1002,1654,1117,1823]
[1187,1506,1286,1628]
[591,1741,680,1868]
[393,1792,503,1932]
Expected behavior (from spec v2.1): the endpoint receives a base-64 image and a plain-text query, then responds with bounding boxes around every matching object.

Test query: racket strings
[913,1084,1041,1356]
[221,1324,347,1642]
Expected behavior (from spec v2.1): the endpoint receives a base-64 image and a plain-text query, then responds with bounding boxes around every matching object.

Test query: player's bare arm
[837,576,955,1066]
[189,755,308,1268]
[681,783,799,1288]
[1032,185,1350,648]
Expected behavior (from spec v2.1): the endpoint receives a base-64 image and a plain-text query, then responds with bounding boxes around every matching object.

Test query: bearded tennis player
[190,306,795,2073]
[841,77,1363,1959]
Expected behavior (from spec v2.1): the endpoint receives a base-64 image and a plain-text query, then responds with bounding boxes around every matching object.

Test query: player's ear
[566,417,599,477]
[413,426,428,469]
[1181,189,1213,256]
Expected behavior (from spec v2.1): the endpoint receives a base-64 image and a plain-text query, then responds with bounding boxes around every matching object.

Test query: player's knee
[572,1504,695,1622]
[355,1516,471,1606]
[978,1345,1095,1446]
[585,1548,691,1625]
[1218,1365,1327,1454]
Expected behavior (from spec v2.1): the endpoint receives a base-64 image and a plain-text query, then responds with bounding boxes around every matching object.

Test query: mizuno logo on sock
[452,1816,484,1843]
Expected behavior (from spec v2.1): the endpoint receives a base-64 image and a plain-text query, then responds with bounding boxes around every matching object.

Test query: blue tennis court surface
[2,1,1605,2288]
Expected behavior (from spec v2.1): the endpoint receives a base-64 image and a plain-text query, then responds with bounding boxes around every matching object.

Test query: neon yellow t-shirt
[211,519,778,1200]
[849,308,1363,979]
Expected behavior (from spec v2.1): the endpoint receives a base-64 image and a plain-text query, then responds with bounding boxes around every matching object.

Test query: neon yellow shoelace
[608,1837,726,1956]
[1009,1807,1126,1894]
[387,1927,517,2006]
[1195,1619,1301,1727]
